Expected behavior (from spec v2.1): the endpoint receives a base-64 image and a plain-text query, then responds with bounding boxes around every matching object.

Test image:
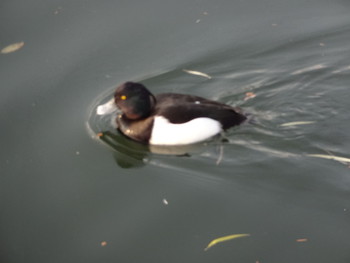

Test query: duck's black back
[154,93,246,129]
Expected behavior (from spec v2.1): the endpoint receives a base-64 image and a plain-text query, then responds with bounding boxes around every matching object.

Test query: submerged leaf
[183,69,212,79]
[280,121,315,127]
[204,234,250,251]
[1,42,24,54]
[307,154,350,164]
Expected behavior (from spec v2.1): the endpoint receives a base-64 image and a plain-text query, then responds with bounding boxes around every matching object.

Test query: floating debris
[296,238,308,242]
[183,69,212,79]
[204,233,250,251]
[162,198,169,205]
[1,42,24,54]
[100,241,107,247]
[244,92,256,101]
[307,154,350,164]
[216,145,224,165]
[54,6,63,15]
[280,121,315,127]
[195,11,209,23]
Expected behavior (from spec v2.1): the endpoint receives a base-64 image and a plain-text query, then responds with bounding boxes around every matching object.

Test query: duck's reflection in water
[98,131,205,169]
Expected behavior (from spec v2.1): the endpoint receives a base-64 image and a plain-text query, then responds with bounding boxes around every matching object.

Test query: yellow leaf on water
[280,121,315,127]
[307,154,350,164]
[204,234,250,251]
[183,69,212,79]
[1,42,24,54]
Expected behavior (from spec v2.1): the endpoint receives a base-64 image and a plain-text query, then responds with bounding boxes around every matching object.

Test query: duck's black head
[114,82,156,120]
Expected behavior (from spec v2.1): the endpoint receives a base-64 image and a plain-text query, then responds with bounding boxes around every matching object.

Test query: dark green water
[1,0,350,262]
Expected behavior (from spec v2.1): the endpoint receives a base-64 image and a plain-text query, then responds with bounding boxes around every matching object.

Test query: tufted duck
[106,82,246,145]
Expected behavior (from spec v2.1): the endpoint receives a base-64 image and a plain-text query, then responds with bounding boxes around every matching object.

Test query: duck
[107,82,246,145]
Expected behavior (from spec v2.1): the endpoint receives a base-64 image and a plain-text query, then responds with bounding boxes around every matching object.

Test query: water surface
[1,0,350,262]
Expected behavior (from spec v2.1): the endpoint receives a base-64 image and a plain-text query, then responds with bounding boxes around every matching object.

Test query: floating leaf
[204,234,250,251]
[1,42,24,54]
[280,121,315,127]
[296,238,308,242]
[307,154,350,164]
[183,69,212,79]
[244,92,256,101]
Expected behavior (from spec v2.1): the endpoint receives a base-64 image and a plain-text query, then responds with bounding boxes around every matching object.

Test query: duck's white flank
[149,116,222,145]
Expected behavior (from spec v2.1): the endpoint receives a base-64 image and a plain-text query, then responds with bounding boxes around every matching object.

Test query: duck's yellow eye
[120,95,127,100]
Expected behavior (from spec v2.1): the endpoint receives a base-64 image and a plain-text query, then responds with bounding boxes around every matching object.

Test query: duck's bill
[96,98,117,115]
